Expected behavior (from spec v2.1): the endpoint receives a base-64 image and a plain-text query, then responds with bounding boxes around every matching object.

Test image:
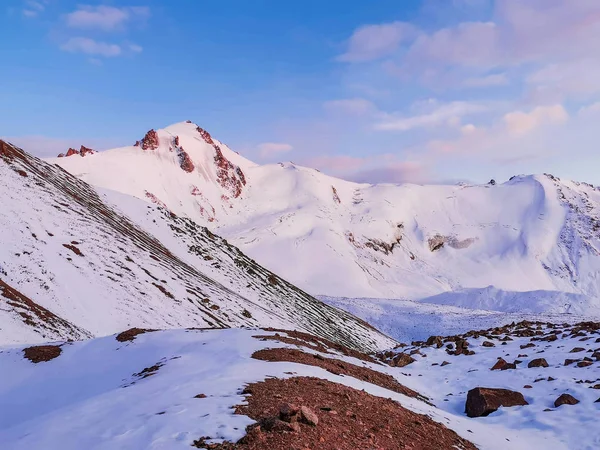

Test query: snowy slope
[49,122,600,311]
[0,327,574,450]
[0,140,394,351]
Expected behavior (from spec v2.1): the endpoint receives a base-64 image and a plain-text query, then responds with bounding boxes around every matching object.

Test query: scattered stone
[577,361,593,368]
[441,361,451,367]
[482,341,495,347]
[389,353,416,368]
[554,394,580,407]
[491,358,516,371]
[465,387,529,418]
[300,406,319,426]
[570,347,586,353]
[528,358,549,368]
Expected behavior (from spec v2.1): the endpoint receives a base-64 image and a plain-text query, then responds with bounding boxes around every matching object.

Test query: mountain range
[48,121,600,314]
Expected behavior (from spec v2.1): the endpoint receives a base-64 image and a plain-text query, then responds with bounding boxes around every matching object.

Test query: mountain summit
[49,123,600,313]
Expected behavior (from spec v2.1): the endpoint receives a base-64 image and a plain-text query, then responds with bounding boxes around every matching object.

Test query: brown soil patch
[259,329,377,364]
[115,327,155,342]
[23,344,62,363]
[193,377,475,450]
[252,347,423,401]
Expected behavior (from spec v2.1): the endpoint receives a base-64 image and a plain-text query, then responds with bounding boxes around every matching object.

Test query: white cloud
[60,37,122,57]
[65,5,150,31]
[22,0,45,17]
[337,21,417,62]
[374,101,486,131]
[257,142,293,159]
[128,43,143,53]
[323,98,376,115]
[463,73,508,88]
[503,104,568,136]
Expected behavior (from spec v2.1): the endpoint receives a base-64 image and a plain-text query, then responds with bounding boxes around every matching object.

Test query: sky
[2,0,600,185]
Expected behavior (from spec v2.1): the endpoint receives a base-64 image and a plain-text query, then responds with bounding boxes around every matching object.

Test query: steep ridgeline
[49,122,600,313]
[0,140,394,351]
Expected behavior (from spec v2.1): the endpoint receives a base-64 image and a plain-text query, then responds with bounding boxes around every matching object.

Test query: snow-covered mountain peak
[46,125,600,308]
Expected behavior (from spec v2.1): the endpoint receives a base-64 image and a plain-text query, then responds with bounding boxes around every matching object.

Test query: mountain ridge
[46,122,600,311]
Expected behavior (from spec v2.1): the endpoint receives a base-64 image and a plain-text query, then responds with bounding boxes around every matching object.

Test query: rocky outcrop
[214,145,246,198]
[196,126,215,145]
[135,129,160,150]
[59,145,96,158]
[465,387,528,417]
[172,136,195,173]
[23,344,62,363]
[491,357,516,370]
[332,185,341,204]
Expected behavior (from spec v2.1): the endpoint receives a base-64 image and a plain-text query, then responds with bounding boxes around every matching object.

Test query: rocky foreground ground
[2,322,599,449]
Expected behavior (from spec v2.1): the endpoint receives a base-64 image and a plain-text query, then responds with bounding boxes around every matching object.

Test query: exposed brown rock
[252,347,422,400]
[528,358,549,368]
[137,129,160,150]
[389,352,416,368]
[465,387,529,417]
[482,341,495,347]
[199,376,476,450]
[491,357,516,371]
[554,393,579,407]
[115,327,155,342]
[23,344,62,363]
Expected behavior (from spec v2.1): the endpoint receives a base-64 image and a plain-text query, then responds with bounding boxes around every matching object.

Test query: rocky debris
[577,361,593,368]
[565,358,580,366]
[0,279,88,341]
[214,145,246,198]
[331,186,341,204]
[554,393,580,407]
[135,129,160,150]
[23,344,62,363]
[428,234,446,252]
[194,393,207,399]
[252,347,423,400]
[465,387,529,417]
[570,347,586,353]
[389,352,416,367]
[79,145,95,156]
[58,145,96,158]
[528,358,549,368]
[172,136,195,173]
[426,335,443,348]
[491,358,516,370]
[115,327,155,342]
[196,126,215,145]
[212,376,477,450]
[482,341,495,347]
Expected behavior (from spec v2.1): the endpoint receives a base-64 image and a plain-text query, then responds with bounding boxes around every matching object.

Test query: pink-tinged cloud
[60,37,122,57]
[337,21,418,62]
[503,104,568,136]
[374,101,486,131]
[66,5,150,31]
[257,142,293,159]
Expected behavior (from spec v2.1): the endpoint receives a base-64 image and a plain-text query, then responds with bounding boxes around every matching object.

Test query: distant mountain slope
[0,140,394,351]
[49,122,600,308]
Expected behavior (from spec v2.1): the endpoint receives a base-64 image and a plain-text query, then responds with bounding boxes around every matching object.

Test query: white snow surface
[391,323,600,450]
[49,122,600,314]
[0,327,587,450]
[0,141,393,351]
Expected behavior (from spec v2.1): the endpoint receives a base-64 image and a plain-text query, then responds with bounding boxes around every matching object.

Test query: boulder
[528,358,549,368]
[299,406,318,426]
[389,353,415,368]
[554,394,579,407]
[491,358,516,371]
[465,387,528,417]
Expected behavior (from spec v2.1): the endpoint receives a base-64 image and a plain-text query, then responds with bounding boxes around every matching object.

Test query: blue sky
[2,0,600,184]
